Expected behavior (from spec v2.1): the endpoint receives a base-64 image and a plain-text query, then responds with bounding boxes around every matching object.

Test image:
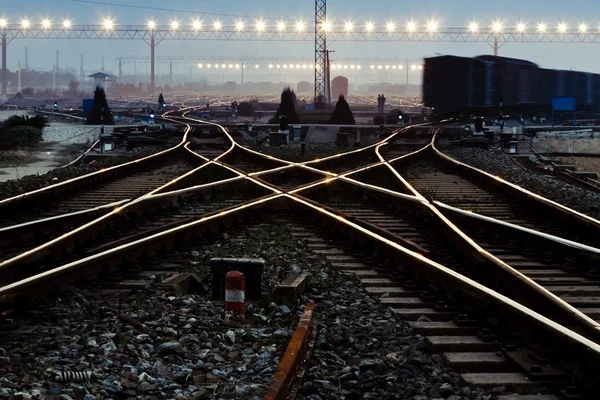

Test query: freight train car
[422,55,493,115]
[424,55,600,118]
[475,56,539,107]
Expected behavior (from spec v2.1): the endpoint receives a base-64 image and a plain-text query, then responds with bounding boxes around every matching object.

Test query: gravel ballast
[298,276,495,400]
[445,148,600,220]
[0,216,331,399]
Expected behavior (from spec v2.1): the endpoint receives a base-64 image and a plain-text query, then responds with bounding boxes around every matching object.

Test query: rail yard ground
[0,214,500,400]
[3,111,600,400]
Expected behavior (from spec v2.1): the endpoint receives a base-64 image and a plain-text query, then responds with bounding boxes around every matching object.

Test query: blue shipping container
[82,99,94,117]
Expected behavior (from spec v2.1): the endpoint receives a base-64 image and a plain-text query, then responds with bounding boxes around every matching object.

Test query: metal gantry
[2,23,600,95]
[314,0,327,106]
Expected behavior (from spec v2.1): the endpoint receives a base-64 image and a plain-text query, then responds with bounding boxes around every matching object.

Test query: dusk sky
[3,0,600,81]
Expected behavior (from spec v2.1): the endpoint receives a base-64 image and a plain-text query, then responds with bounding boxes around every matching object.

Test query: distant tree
[274,87,300,124]
[21,87,34,96]
[68,80,80,94]
[86,86,115,125]
[13,92,23,99]
[329,95,355,125]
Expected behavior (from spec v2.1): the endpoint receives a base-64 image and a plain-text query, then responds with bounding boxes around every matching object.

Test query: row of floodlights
[0,18,598,34]
[197,63,424,70]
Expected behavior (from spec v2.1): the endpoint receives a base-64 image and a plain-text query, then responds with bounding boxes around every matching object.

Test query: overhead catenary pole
[314,0,326,106]
[494,34,499,56]
[150,33,155,94]
[1,33,6,95]
[80,54,84,83]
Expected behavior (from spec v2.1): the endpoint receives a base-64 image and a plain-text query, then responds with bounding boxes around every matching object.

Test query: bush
[21,87,34,96]
[385,114,397,125]
[373,116,385,125]
[329,95,355,125]
[0,126,43,149]
[237,102,255,117]
[2,114,49,131]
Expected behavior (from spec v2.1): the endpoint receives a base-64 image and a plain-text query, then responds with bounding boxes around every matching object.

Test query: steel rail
[0,118,200,274]
[0,107,190,208]
[268,128,600,340]
[382,136,600,339]
[432,131,600,230]
[286,193,600,355]
[433,200,600,257]
[2,116,600,392]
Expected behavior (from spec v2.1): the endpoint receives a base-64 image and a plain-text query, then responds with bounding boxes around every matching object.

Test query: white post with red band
[225,271,245,314]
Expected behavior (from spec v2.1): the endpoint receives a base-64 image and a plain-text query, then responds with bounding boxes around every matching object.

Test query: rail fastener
[265,302,317,400]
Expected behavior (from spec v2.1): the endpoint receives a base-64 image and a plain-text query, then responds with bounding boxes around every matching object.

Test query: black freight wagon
[424,54,600,118]
[422,55,492,115]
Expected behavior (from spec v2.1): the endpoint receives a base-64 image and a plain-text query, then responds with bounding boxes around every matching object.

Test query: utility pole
[1,33,7,95]
[56,50,60,72]
[150,33,155,94]
[101,56,104,72]
[24,47,28,70]
[169,59,172,87]
[118,58,122,78]
[52,64,56,90]
[80,54,84,83]
[325,50,334,104]
[17,61,21,93]
[493,34,499,56]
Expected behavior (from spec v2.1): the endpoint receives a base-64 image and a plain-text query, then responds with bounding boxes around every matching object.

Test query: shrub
[385,114,397,125]
[274,87,300,123]
[329,95,355,125]
[0,126,43,148]
[21,87,34,96]
[237,102,255,117]
[86,86,115,125]
[373,116,385,125]
[3,114,49,131]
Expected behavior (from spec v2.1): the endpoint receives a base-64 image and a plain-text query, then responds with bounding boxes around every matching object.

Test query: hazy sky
[3,0,600,80]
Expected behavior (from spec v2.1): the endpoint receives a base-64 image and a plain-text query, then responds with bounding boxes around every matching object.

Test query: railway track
[1,118,600,398]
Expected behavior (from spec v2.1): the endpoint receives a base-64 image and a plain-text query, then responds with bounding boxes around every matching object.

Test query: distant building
[88,72,117,94]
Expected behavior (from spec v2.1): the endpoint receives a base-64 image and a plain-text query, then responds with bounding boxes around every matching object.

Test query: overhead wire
[67,0,298,22]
